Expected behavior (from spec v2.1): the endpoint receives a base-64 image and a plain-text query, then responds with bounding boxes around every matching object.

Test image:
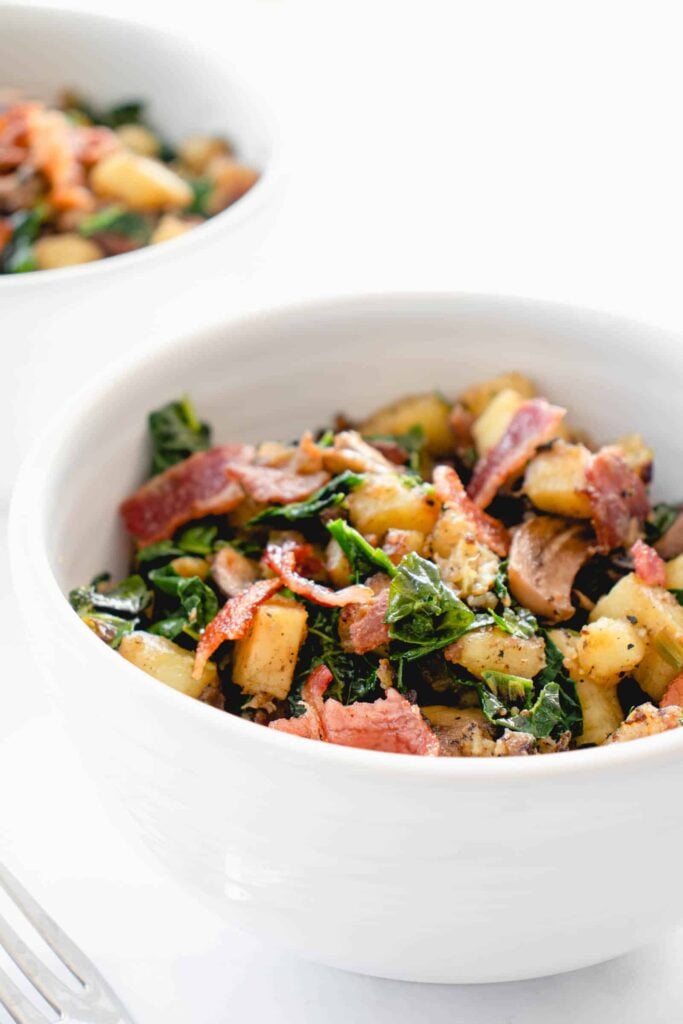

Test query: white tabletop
[2,1,683,1021]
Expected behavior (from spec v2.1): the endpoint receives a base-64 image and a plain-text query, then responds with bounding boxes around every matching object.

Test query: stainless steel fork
[0,862,135,1023]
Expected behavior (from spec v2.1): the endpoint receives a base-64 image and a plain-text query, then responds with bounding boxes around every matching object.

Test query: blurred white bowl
[9,292,683,983]
[0,3,280,499]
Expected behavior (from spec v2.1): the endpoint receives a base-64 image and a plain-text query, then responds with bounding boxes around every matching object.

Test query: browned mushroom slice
[508,516,593,622]
[655,511,683,560]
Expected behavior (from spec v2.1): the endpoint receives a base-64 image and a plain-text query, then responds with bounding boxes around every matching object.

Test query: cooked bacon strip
[25,105,91,211]
[584,447,650,552]
[193,577,283,679]
[339,574,390,654]
[211,546,258,598]
[226,463,330,504]
[433,464,510,556]
[655,511,683,560]
[467,399,566,509]
[264,542,373,607]
[271,677,440,755]
[120,443,253,545]
[630,539,667,587]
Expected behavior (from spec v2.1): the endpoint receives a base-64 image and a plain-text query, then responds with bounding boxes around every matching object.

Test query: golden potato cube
[232,597,308,701]
[575,679,624,746]
[325,538,352,588]
[523,441,593,518]
[591,573,683,700]
[633,648,680,702]
[119,631,217,699]
[360,392,453,455]
[206,156,259,213]
[615,433,653,478]
[421,706,490,729]
[347,473,440,537]
[459,372,535,417]
[151,214,195,245]
[574,617,646,687]
[34,234,102,270]
[591,573,683,638]
[179,135,232,173]
[471,388,526,456]
[91,151,193,210]
[170,555,210,580]
[115,123,160,157]
[445,628,546,679]
[666,555,683,590]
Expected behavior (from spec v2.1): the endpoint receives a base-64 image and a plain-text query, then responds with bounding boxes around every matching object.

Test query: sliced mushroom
[655,511,683,560]
[508,516,593,622]
[211,546,258,598]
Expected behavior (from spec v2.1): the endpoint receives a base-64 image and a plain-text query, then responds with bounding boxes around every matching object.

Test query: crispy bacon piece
[226,463,330,504]
[120,443,253,545]
[630,539,667,587]
[660,673,683,709]
[433,464,510,557]
[339,574,390,654]
[467,399,566,509]
[25,105,91,211]
[584,447,651,552]
[264,542,373,607]
[271,673,440,755]
[193,577,283,679]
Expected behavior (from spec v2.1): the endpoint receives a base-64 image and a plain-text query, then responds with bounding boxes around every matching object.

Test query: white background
[2,0,683,1020]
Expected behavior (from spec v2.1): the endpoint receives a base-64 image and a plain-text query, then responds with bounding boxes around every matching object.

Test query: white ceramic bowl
[0,4,279,498]
[9,293,683,983]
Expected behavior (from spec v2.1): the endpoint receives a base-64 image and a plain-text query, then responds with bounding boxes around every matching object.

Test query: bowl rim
[9,288,683,780]
[0,3,282,289]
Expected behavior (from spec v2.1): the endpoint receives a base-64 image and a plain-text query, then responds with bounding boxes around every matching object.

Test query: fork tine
[0,863,85,983]
[0,910,73,1010]
[0,964,47,1024]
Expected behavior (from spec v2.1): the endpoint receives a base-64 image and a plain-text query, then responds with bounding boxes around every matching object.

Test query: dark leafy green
[1,208,45,274]
[290,603,380,710]
[535,632,583,737]
[363,425,425,473]
[481,669,533,706]
[670,590,683,607]
[479,680,570,739]
[249,471,363,525]
[68,573,149,649]
[148,397,211,475]
[186,178,213,216]
[148,565,218,640]
[69,574,151,616]
[646,503,680,543]
[489,560,538,638]
[79,206,150,244]
[386,552,475,661]
[136,525,219,564]
[326,519,397,580]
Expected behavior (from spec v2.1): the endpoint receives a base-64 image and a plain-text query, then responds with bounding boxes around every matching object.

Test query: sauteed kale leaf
[69,376,683,757]
[148,397,211,475]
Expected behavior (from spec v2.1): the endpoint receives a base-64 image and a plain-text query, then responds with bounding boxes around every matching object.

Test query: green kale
[646,503,680,543]
[137,525,219,565]
[101,100,145,128]
[186,178,213,216]
[69,574,151,616]
[1,208,45,274]
[290,603,381,711]
[535,632,583,737]
[670,590,683,607]
[385,552,475,661]
[148,564,218,641]
[325,519,397,580]
[479,679,570,739]
[69,573,150,648]
[79,206,151,244]
[363,425,425,473]
[148,396,211,475]
[249,471,363,525]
